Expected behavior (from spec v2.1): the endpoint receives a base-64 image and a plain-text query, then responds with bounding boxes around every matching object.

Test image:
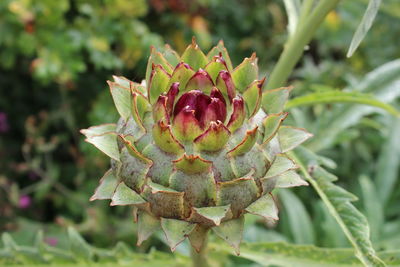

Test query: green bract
[81,38,312,254]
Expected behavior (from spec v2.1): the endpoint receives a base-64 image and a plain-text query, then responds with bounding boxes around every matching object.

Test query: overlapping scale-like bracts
[81,38,312,254]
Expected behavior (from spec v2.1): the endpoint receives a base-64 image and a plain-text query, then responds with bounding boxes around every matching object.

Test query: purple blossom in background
[0,112,9,133]
[19,195,31,209]
[28,171,40,180]
[45,237,58,246]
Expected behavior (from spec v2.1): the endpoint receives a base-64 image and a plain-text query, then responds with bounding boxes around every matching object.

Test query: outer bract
[81,38,312,254]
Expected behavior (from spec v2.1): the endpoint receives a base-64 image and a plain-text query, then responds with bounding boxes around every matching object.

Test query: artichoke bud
[82,38,312,254]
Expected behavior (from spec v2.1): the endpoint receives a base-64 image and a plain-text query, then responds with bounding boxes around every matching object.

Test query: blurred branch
[265,0,341,90]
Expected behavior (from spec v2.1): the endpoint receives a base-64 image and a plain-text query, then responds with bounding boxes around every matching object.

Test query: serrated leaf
[291,152,387,267]
[213,242,400,267]
[347,0,382,57]
[307,59,400,151]
[285,91,400,117]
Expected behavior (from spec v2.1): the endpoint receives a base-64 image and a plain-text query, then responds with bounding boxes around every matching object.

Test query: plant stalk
[191,237,210,267]
[265,0,342,90]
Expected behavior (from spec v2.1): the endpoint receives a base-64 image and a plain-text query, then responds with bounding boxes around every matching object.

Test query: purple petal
[166,82,180,116]
[216,70,236,102]
[227,96,246,132]
[153,95,170,124]
[214,52,228,68]
[200,98,227,128]
[210,87,226,106]
[173,107,203,142]
[173,90,211,121]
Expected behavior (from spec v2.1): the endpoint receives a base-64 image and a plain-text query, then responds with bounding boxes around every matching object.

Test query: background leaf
[347,0,383,57]
[291,149,387,267]
[286,91,400,117]
[212,241,400,267]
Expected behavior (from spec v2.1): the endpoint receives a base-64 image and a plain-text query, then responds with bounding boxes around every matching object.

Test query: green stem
[297,0,315,29]
[265,0,341,90]
[190,237,210,267]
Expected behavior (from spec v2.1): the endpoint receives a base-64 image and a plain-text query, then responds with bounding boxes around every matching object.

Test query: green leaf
[279,190,315,244]
[359,176,383,243]
[262,112,288,144]
[347,0,382,57]
[245,193,278,221]
[180,38,208,70]
[231,53,258,93]
[207,40,233,71]
[137,211,160,246]
[90,169,118,201]
[375,117,400,205]
[148,65,171,104]
[68,227,93,262]
[262,86,291,114]
[80,124,116,138]
[265,154,297,178]
[278,126,313,153]
[108,81,131,120]
[162,44,180,67]
[160,218,196,251]
[290,152,387,267]
[285,91,400,117]
[227,127,258,156]
[212,216,244,255]
[193,205,231,226]
[82,130,120,161]
[242,79,263,117]
[110,182,146,206]
[307,59,400,151]
[0,229,191,266]
[212,242,400,267]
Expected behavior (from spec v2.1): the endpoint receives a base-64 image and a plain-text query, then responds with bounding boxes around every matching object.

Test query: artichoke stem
[190,237,210,267]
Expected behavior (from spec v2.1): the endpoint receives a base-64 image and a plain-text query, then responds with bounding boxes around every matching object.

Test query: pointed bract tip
[192,36,197,47]
[175,62,192,70]
[258,77,266,89]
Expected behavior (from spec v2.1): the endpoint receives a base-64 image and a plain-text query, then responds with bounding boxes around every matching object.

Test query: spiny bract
[81,38,312,254]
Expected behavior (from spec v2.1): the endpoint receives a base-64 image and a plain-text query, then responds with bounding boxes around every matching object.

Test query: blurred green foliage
[1,0,400,266]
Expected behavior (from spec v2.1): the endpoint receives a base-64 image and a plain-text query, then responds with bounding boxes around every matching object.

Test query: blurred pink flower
[45,237,58,246]
[18,195,31,209]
